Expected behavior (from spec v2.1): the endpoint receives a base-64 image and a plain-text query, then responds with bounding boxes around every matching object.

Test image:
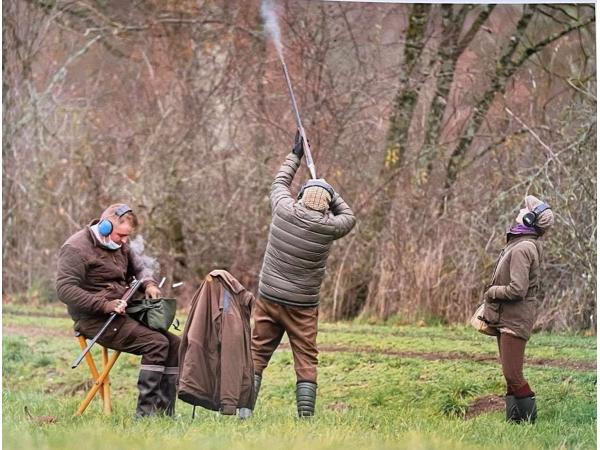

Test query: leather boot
[158,372,178,416]
[296,381,317,417]
[135,369,164,418]
[505,395,521,422]
[515,396,537,424]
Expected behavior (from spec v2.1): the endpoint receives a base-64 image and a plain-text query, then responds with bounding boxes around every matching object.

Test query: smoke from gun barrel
[262,0,316,179]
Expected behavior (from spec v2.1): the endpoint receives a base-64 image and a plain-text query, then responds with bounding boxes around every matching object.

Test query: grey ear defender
[522,203,551,227]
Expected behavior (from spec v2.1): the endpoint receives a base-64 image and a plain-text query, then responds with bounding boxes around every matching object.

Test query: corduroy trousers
[251,297,319,383]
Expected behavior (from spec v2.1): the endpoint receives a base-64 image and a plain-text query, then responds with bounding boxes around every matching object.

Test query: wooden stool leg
[77,336,105,401]
[102,347,112,415]
[75,351,120,416]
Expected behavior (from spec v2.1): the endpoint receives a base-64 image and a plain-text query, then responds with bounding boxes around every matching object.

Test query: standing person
[482,195,554,423]
[252,132,356,417]
[56,203,180,417]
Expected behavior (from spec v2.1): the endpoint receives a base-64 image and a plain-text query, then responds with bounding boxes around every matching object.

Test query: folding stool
[74,332,121,416]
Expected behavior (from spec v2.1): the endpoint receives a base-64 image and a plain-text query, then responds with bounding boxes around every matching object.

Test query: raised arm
[271,152,300,211]
[329,193,356,239]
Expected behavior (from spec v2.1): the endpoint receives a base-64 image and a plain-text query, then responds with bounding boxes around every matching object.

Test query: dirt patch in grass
[278,343,596,372]
[6,322,595,372]
[465,395,505,419]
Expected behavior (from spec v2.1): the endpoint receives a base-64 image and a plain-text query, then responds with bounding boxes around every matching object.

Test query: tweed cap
[522,195,555,231]
[302,186,332,212]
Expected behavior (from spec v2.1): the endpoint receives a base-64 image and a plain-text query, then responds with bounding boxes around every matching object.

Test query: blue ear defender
[98,219,113,236]
[97,204,133,237]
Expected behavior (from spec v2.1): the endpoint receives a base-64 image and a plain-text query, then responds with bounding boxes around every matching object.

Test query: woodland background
[3,1,596,331]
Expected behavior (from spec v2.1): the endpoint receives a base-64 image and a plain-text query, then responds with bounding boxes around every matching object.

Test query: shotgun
[71,278,142,369]
[280,59,317,180]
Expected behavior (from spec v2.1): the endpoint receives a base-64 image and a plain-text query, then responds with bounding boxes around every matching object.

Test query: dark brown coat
[178,270,255,414]
[56,222,156,321]
[483,235,543,340]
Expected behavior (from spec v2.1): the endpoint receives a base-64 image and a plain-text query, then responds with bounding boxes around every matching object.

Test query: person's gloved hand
[292,130,304,159]
[485,287,497,302]
[145,283,161,299]
[103,299,127,315]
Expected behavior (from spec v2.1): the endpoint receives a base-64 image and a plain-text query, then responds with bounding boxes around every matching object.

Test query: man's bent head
[100,203,138,245]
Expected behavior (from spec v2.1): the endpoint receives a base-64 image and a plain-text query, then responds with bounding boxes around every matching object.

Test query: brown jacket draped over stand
[178,270,255,414]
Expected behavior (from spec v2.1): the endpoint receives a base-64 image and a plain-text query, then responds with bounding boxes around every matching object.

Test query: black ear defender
[98,204,133,237]
[297,179,335,201]
[522,203,551,227]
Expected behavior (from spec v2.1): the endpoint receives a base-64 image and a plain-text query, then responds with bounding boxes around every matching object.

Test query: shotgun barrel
[280,59,317,179]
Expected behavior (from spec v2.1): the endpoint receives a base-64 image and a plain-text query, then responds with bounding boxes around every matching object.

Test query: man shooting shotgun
[56,203,180,417]
[251,133,356,417]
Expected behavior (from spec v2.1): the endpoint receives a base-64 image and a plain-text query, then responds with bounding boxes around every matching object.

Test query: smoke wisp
[129,235,160,282]
[261,0,284,59]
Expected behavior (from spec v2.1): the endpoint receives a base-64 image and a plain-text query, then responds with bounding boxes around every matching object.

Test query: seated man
[252,132,356,417]
[56,203,179,417]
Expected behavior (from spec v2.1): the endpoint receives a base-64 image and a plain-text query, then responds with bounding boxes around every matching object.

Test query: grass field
[2,305,597,450]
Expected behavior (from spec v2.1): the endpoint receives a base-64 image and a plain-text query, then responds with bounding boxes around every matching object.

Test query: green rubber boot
[296,381,317,417]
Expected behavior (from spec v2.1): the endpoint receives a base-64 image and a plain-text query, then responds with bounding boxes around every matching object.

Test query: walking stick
[71,279,142,369]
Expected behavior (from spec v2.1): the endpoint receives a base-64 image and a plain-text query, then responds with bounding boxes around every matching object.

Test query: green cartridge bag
[126,298,177,332]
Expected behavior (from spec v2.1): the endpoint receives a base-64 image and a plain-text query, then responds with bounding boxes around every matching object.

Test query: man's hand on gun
[104,299,128,315]
[292,130,305,159]
[104,282,161,315]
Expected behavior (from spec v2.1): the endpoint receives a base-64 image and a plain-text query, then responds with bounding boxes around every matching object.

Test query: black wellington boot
[158,373,178,417]
[252,373,262,409]
[515,396,537,424]
[296,381,317,417]
[238,373,262,420]
[135,369,164,418]
[505,395,521,422]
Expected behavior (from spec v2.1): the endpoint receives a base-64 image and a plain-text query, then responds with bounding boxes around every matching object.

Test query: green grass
[2,306,597,450]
